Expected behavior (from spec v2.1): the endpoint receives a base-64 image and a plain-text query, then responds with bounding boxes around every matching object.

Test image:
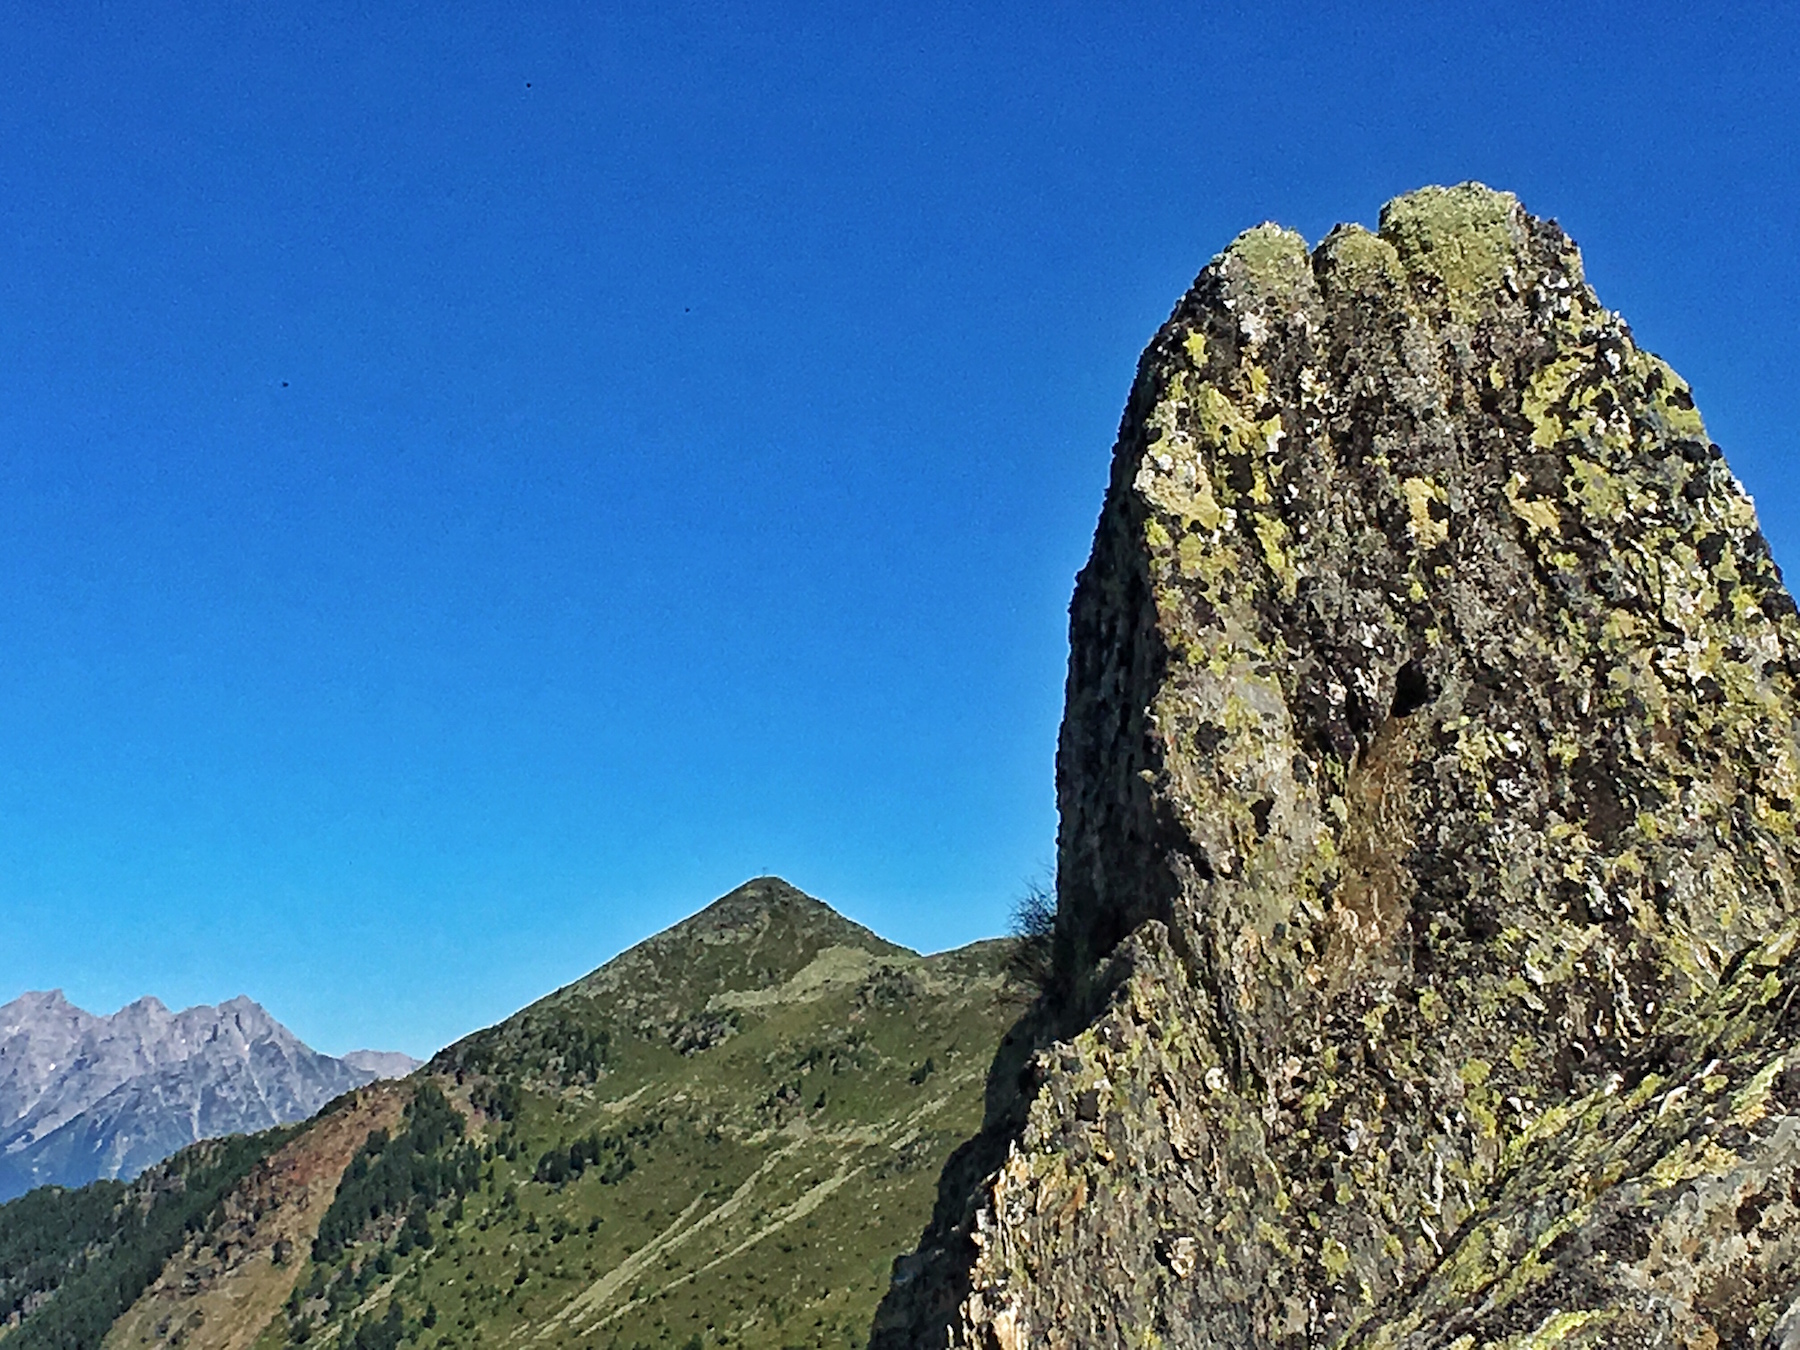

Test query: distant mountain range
[0,990,419,1201]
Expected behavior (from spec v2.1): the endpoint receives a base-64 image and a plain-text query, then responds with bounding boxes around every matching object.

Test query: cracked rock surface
[871,185,1800,1348]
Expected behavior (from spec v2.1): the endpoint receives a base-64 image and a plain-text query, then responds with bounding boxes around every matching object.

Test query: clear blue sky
[5,2,1797,1058]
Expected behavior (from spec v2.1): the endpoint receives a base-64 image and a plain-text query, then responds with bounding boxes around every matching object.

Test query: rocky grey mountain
[0,991,409,1200]
[339,1049,422,1080]
[875,184,1800,1346]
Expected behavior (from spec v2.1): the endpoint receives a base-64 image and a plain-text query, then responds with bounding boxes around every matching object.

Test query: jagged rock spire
[874,185,1800,1348]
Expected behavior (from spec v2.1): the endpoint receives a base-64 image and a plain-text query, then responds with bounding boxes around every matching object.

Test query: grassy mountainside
[38,877,1022,1350]
[0,1128,293,1349]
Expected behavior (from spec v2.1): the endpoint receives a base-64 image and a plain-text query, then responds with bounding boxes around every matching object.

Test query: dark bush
[1008,872,1058,993]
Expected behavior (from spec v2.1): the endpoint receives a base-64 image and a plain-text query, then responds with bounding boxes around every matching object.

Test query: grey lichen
[871,184,1800,1348]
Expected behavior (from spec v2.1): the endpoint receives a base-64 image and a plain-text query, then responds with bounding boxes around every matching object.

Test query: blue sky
[5,2,1797,1058]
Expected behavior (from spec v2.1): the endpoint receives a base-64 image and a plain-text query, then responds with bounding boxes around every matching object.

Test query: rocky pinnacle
[872,185,1800,1347]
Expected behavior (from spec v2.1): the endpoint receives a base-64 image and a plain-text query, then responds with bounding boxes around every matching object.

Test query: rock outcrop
[873,185,1800,1347]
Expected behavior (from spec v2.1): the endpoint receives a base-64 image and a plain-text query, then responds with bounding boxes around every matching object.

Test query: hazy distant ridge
[0,990,419,1200]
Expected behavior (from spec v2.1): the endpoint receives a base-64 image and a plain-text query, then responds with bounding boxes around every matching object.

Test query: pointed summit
[524,877,915,1042]
[657,875,912,956]
[0,989,83,1033]
[435,877,924,1086]
[215,995,279,1034]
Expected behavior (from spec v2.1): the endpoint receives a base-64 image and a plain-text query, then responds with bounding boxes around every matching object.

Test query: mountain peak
[648,876,913,967]
[3,989,73,1016]
[0,992,414,1199]
[440,877,922,1079]
[696,874,812,917]
[0,990,90,1041]
[677,875,880,938]
[215,995,278,1033]
[339,1049,422,1080]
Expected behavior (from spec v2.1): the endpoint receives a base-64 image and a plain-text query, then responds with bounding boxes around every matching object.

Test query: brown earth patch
[103,1081,411,1350]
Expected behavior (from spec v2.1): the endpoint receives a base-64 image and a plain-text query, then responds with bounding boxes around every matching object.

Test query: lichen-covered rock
[871,185,1800,1348]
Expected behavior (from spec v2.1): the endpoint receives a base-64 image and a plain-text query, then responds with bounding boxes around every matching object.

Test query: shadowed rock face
[873,185,1800,1347]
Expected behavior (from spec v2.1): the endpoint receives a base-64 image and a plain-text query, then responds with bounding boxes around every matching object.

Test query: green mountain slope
[0,1128,293,1349]
[73,877,1023,1350]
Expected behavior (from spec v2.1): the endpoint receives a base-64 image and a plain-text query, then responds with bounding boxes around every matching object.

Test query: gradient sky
[5,2,1797,1058]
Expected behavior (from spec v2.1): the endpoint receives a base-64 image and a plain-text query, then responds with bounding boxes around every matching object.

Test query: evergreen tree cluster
[468,1075,522,1122]
[435,1010,611,1088]
[312,1084,479,1264]
[0,1132,283,1350]
[288,1276,436,1350]
[0,1179,128,1326]
[532,1015,610,1082]
[531,1124,643,1187]
[285,1250,439,1346]
[345,1301,407,1350]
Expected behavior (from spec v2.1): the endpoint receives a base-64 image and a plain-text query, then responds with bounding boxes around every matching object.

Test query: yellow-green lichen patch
[1633,349,1708,443]
[1317,1234,1352,1282]
[1253,514,1300,601]
[1502,1307,1616,1348]
[1400,476,1449,550]
[1378,183,1526,320]
[1191,383,1270,469]
[1521,350,1586,450]
[1565,455,1627,524]
[1223,223,1312,295]
[1174,530,1214,581]
[1505,471,1562,538]
[1418,989,1447,1027]
[1728,1054,1786,1126]
[1315,224,1405,295]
